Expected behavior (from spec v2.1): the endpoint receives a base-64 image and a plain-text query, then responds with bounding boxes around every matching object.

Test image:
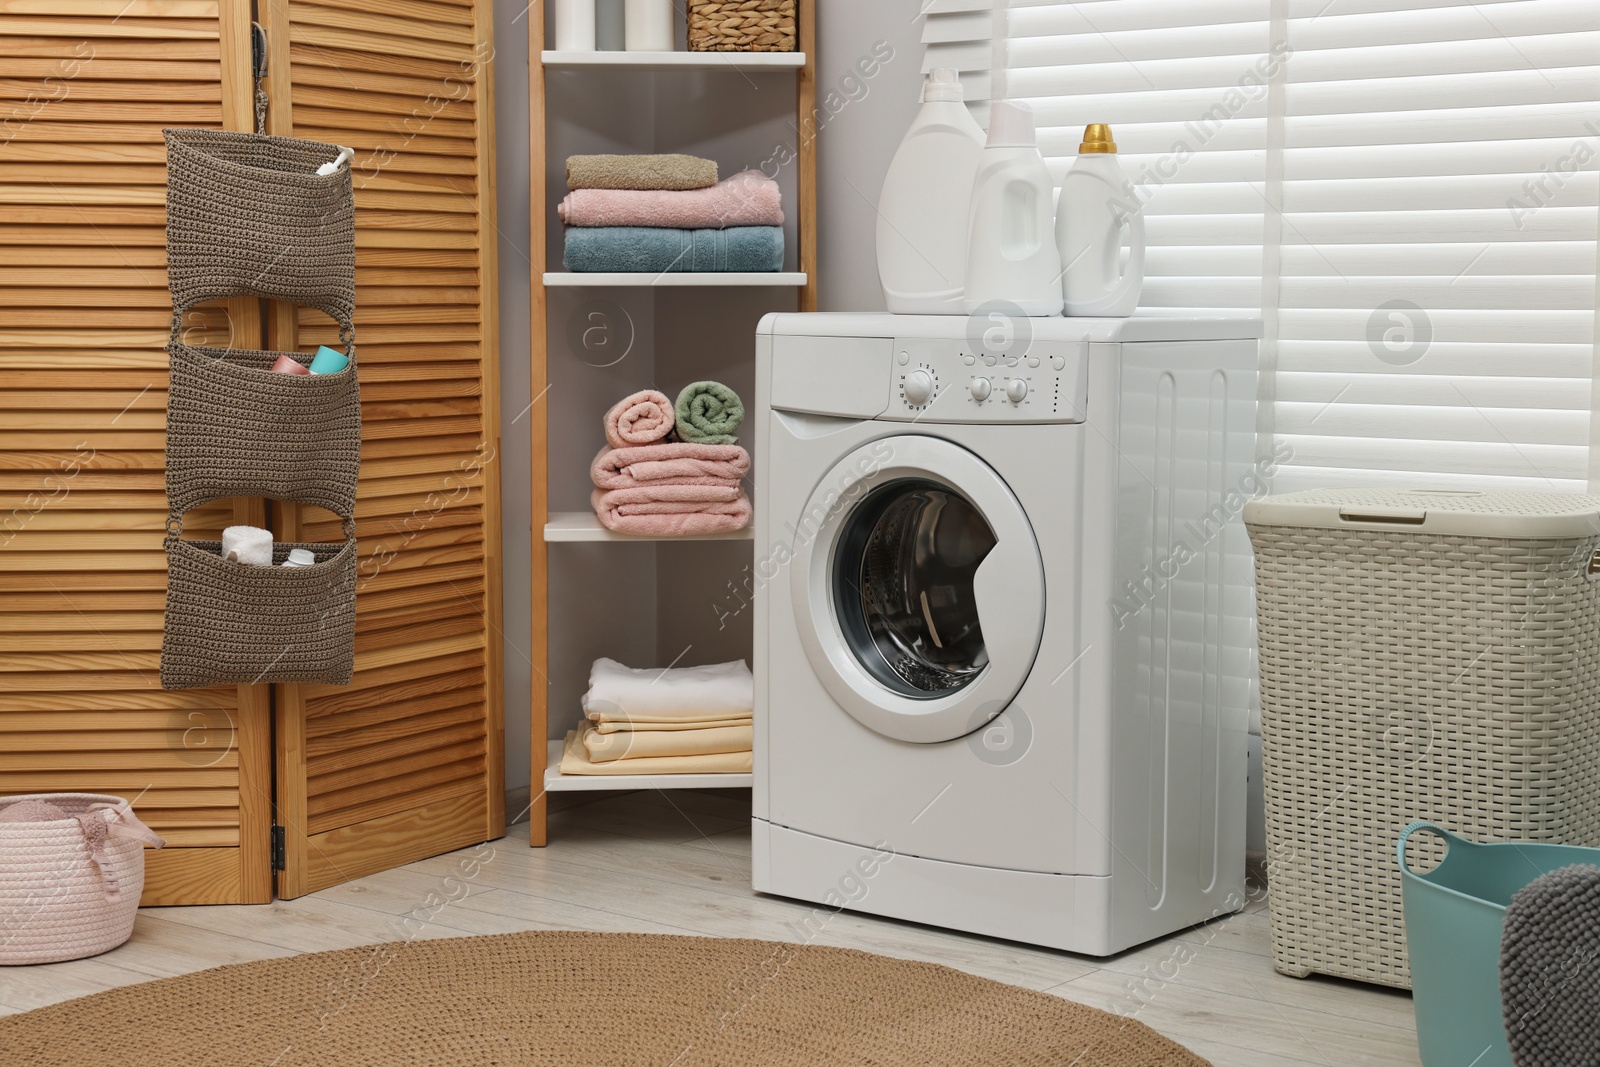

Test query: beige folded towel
[566,154,718,192]
[583,722,753,763]
[559,730,752,776]
[592,715,753,734]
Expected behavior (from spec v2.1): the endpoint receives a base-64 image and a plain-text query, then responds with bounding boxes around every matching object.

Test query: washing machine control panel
[887,337,1087,424]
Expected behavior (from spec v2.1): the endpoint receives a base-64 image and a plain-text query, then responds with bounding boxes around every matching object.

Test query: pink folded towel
[559,170,784,230]
[603,390,675,449]
[591,443,751,490]
[591,485,753,536]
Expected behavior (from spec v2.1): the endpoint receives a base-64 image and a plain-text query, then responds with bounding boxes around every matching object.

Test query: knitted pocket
[160,535,358,689]
[164,339,361,518]
[163,128,356,326]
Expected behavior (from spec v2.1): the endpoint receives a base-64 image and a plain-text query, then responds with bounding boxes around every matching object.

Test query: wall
[491,0,534,812]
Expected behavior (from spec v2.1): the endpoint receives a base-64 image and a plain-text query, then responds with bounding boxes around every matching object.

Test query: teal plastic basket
[1398,822,1600,1067]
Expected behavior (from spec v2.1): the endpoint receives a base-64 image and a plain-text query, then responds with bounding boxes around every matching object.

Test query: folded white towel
[221,525,273,567]
[581,656,753,721]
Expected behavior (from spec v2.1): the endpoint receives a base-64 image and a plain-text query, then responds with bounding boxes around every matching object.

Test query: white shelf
[544,272,806,288]
[545,511,754,543]
[544,739,753,792]
[541,50,805,72]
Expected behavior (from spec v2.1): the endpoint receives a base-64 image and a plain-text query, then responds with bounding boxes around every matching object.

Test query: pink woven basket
[0,793,165,966]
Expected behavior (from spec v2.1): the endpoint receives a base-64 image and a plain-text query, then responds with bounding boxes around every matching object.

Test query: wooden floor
[1,790,1422,1066]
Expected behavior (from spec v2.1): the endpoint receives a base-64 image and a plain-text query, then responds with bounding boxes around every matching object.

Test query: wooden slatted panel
[265,0,503,897]
[0,0,271,905]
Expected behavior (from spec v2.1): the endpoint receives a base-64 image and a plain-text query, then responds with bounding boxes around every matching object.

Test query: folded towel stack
[562,155,785,274]
[591,383,751,536]
[559,657,754,776]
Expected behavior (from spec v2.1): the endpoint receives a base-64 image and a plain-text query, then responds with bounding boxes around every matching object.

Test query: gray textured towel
[1501,863,1600,1067]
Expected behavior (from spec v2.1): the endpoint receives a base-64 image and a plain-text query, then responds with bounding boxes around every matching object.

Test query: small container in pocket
[161,535,358,689]
[164,339,360,519]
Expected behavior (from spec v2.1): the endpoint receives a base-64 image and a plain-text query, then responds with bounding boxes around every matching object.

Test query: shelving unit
[528,1,815,842]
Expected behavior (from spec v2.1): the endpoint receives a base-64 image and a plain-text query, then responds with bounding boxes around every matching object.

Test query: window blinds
[924,0,999,117]
[1004,0,1600,492]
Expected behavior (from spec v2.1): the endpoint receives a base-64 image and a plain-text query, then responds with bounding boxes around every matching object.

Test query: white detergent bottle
[1057,124,1146,317]
[876,68,986,314]
[963,101,1063,317]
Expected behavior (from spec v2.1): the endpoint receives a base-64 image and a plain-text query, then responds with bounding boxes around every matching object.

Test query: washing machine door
[790,435,1045,744]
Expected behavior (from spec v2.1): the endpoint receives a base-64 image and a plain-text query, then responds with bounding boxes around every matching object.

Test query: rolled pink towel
[591,485,752,536]
[603,390,675,449]
[591,443,751,490]
[558,170,784,230]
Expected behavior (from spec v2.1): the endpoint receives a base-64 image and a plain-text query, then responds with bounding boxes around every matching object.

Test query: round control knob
[969,377,992,402]
[903,369,934,407]
[1005,378,1029,404]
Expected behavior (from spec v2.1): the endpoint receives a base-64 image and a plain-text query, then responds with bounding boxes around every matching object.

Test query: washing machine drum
[791,436,1046,744]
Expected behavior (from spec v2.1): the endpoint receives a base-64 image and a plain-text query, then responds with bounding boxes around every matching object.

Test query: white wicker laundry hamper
[1244,489,1600,989]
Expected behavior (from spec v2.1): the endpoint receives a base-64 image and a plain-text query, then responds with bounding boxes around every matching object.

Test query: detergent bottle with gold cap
[1056,124,1146,317]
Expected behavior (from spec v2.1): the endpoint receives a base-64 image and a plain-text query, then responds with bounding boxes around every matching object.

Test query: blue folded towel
[564,226,784,274]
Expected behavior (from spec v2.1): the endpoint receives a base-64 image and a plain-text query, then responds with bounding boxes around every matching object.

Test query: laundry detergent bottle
[876,68,986,314]
[1057,124,1146,317]
[963,101,1063,317]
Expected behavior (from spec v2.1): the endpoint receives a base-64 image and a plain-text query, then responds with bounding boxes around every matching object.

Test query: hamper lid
[1243,488,1600,539]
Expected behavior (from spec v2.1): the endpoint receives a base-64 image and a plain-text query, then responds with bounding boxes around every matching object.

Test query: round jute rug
[0,931,1209,1066]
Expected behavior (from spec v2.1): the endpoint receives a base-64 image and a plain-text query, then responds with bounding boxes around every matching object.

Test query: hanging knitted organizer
[159,68,361,690]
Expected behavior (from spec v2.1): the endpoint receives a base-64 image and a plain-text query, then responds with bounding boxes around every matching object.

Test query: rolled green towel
[675,382,745,445]
[566,154,718,191]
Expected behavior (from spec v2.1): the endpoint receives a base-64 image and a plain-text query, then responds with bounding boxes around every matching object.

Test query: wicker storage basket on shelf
[689,0,796,52]
[1244,488,1600,989]
[0,794,165,965]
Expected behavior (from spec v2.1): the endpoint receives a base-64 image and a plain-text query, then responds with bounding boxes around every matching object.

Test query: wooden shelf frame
[528,2,815,844]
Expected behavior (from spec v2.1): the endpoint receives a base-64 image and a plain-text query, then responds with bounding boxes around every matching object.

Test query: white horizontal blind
[923,0,999,117]
[1006,0,1600,492]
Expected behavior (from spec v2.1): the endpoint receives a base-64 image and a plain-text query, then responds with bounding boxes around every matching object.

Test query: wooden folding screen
[0,0,504,904]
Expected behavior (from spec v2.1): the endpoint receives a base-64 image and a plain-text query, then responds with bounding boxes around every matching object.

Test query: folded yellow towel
[592,715,753,735]
[583,722,753,763]
[559,730,752,776]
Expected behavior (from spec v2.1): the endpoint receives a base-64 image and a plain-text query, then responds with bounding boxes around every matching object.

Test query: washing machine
[751,312,1262,955]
